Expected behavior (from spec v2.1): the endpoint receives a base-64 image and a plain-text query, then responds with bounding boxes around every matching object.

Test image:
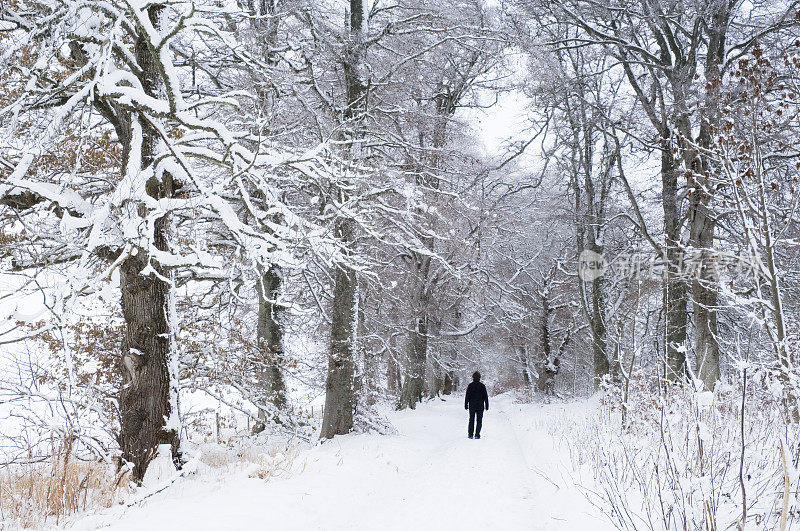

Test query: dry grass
[247,445,301,481]
[197,437,302,479]
[0,438,131,528]
[197,439,300,480]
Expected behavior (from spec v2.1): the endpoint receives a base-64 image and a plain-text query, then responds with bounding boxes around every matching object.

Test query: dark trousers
[468,409,483,437]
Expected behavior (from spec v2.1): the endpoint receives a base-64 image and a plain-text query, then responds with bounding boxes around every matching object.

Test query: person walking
[464,371,489,439]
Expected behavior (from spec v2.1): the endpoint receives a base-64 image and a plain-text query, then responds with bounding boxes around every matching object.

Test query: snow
[70,394,611,530]
[141,445,178,488]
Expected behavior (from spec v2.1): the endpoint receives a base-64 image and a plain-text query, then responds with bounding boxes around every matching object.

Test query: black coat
[465,381,489,412]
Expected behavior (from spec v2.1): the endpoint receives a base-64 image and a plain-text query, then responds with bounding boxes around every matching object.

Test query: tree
[539,0,797,389]
[530,25,623,387]
[319,0,366,439]
[398,49,498,410]
[1,0,330,478]
[714,42,800,420]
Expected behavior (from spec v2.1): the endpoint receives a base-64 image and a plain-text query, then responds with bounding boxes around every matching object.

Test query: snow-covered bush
[584,368,800,529]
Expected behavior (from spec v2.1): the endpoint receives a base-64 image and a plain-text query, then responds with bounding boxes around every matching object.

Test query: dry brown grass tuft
[0,438,132,528]
[248,445,300,481]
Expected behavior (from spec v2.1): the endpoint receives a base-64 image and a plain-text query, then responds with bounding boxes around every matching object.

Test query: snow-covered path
[77,395,611,530]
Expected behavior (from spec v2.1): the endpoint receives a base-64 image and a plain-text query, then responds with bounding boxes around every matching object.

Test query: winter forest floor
[69,394,612,530]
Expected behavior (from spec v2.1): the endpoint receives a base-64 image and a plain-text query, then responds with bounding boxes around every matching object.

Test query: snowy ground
[71,394,612,530]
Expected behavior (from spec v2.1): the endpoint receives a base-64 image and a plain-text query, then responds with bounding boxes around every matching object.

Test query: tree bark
[689,200,720,388]
[519,345,531,387]
[256,265,286,407]
[118,5,180,482]
[119,229,179,482]
[689,6,729,390]
[605,13,694,385]
[399,241,432,409]
[537,291,558,395]
[661,134,689,382]
[442,369,455,395]
[319,0,365,439]
[355,292,379,409]
[428,372,444,399]
[398,312,428,409]
[248,0,280,65]
[321,218,358,438]
[398,78,463,409]
[590,271,609,386]
[252,264,286,432]
[386,334,402,396]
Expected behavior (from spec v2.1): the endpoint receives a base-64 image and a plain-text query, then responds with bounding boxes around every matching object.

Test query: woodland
[2,0,800,528]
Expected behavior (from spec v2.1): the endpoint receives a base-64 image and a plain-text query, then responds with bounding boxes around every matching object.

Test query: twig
[780,440,790,531]
[738,367,747,530]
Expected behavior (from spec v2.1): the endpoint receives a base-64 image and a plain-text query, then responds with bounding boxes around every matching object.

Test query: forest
[1,0,800,528]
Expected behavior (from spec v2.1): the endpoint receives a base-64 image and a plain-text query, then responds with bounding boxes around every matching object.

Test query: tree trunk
[689,8,729,390]
[661,134,689,382]
[119,228,179,482]
[612,31,691,386]
[320,218,358,438]
[386,335,402,396]
[441,303,463,395]
[252,264,286,432]
[520,345,531,387]
[118,6,180,482]
[319,0,364,439]
[256,265,286,406]
[387,358,402,396]
[398,314,428,409]
[428,371,443,399]
[398,79,459,409]
[244,0,287,423]
[537,292,557,395]
[399,242,432,409]
[590,260,609,386]
[443,369,455,395]
[248,0,280,65]
[566,92,611,389]
[398,205,435,408]
[689,203,720,388]
[357,293,379,408]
